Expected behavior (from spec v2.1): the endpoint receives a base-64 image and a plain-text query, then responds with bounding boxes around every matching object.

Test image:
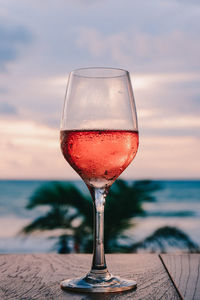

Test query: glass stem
[87,187,111,280]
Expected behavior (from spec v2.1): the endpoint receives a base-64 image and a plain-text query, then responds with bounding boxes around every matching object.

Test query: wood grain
[160,254,200,300]
[0,254,180,300]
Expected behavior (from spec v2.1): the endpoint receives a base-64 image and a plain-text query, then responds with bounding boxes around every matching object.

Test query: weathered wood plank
[0,254,180,300]
[160,254,200,300]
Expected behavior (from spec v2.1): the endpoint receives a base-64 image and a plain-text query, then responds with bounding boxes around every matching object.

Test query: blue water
[0,180,200,253]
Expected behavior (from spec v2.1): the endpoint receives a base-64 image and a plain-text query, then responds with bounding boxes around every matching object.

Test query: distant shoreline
[0,179,200,182]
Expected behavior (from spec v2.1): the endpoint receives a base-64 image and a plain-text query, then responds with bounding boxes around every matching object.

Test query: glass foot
[61,274,137,293]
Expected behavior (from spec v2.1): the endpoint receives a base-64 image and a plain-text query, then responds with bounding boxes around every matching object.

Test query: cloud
[75,27,200,72]
[127,135,200,179]
[0,119,199,180]
[170,0,200,5]
[0,22,32,70]
[141,115,200,129]
[0,102,17,115]
[0,86,7,94]
[0,0,199,178]
[0,119,65,179]
[48,72,200,134]
[131,72,200,138]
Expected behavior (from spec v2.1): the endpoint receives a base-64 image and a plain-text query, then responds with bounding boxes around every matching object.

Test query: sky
[0,0,200,180]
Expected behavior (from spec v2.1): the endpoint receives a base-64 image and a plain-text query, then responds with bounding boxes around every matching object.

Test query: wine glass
[60,67,139,293]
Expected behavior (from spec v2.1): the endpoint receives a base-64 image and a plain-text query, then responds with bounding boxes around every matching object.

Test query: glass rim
[70,67,129,79]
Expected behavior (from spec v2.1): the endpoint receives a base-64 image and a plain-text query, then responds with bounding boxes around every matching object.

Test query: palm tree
[22,182,92,253]
[104,180,160,252]
[131,226,200,253]
[22,180,159,253]
[22,180,199,254]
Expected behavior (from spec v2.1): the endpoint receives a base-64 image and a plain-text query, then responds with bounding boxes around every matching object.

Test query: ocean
[0,180,200,253]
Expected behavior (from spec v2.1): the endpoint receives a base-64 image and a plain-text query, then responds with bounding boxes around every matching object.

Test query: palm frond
[22,179,162,253]
[104,180,160,251]
[22,208,75,233]
[131,226,200,253]
[27,182,90,209]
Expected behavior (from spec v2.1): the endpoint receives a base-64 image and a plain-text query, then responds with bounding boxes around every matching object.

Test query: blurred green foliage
[22,180,159,253]
[22,180,199,253]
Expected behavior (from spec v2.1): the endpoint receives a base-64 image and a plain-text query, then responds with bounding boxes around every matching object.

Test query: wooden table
[0,254,199,299]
